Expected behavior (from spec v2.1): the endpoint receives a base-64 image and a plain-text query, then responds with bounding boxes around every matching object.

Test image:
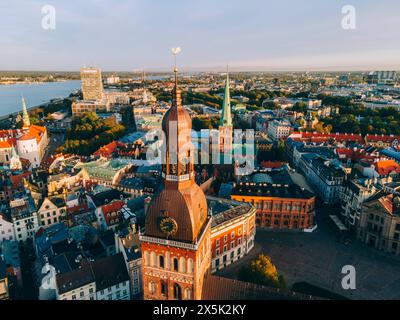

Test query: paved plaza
[217,205,400,300]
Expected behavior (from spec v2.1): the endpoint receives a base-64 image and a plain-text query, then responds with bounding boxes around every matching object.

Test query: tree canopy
[238,254,285,289]
[57,112,126,156]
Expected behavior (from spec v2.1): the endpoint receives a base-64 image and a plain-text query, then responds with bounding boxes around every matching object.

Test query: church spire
[21,96,30,128]
[220,68,232,128]
[171,66,181,109]
[161,53,194,190]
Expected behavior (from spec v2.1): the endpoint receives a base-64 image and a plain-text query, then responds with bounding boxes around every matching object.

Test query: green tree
[238,254,285,289]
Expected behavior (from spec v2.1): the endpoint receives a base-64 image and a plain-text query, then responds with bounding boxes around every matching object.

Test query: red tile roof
[260,161,287,169]
[375,160,400,176]
[336,148,381,163]
[102,200,125,226]
[290,132,363,143]
[365,134,400,143]
[0,125,46,149]
[67,203,90,215]
[94,141,125,158]
[9,172,31,188]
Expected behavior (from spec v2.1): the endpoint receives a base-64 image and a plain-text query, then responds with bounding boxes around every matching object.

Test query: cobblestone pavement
[217,205,400,300]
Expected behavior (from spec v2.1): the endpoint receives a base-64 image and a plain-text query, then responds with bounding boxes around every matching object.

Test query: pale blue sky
[0,0,399,71]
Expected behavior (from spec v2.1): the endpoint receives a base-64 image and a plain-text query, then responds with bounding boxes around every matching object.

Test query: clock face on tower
[159,216,178,237]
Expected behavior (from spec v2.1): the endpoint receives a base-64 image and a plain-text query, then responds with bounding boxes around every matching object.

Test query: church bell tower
[140,66,211,300]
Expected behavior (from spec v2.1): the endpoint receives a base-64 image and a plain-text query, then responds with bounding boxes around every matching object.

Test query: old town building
[358,192,400,256]
[208,197,256,273]
[231,182,315,231]
[10,196,39,242]
[37,197,67,228]
[340,178,381,230]
[0,98,48,169]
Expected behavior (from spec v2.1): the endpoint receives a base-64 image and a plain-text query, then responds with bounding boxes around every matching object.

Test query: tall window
[173,283,182,300]
[160,281,167,296]
[159,255,164,268]
[173,258,179,272]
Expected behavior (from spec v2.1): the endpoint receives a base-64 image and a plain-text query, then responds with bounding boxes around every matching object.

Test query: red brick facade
[231,195,315,230]
[141,224,211,300]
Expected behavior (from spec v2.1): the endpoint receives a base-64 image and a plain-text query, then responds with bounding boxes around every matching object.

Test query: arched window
[173,257,179,272]
[187,258,194,274]
[150,252,157,267]
[185,288,191,300]
[173,283,182,300]
[144,251,150,266]
[179,257,186,273]
[149,282,156,294]
[159,255,164,268]
[160,281,167,296]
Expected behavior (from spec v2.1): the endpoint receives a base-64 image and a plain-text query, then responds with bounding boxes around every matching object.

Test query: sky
[0,0,399,72]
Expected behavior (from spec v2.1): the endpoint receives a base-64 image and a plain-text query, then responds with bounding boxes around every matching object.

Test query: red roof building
[101,200,125,228]
[375,160,400,176]
[365,134,400,148]
[335,147,382,164]
[94,141,125,159]
[289,132,363,144]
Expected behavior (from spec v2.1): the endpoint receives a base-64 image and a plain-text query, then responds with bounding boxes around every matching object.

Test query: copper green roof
[220,72,232,128]
[75,159,130,181]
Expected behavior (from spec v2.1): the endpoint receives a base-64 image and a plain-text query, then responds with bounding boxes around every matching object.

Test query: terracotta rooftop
[201,274,315,300]
[0,125,46,149]
[375,160,400,176]
[94,141,125,158]
[365,134,400,143]
[9,172,31,188]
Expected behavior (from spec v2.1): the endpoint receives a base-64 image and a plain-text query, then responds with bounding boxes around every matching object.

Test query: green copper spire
[220,70,232,128]
[21,96,30,128]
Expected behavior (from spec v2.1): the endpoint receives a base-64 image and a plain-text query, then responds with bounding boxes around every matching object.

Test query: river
[0,80,81,117]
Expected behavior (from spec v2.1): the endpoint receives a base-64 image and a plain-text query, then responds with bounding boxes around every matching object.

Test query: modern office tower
[80,67,104,100]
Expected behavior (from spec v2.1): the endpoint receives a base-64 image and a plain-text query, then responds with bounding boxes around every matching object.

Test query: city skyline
[1,0,400,72]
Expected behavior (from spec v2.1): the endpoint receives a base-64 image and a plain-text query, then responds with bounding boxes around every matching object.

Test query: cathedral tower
[141,68,211,300]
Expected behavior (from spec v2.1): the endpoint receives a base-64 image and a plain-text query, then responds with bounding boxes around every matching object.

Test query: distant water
[0,80,81,117]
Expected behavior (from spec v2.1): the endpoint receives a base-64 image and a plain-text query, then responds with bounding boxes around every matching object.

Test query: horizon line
[0,67,399,74]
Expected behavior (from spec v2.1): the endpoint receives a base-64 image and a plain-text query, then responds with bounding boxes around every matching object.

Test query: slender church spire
[172,66,181,109]
[21,96,30,128]
[220,68,232,127]
[161,49,194,189]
